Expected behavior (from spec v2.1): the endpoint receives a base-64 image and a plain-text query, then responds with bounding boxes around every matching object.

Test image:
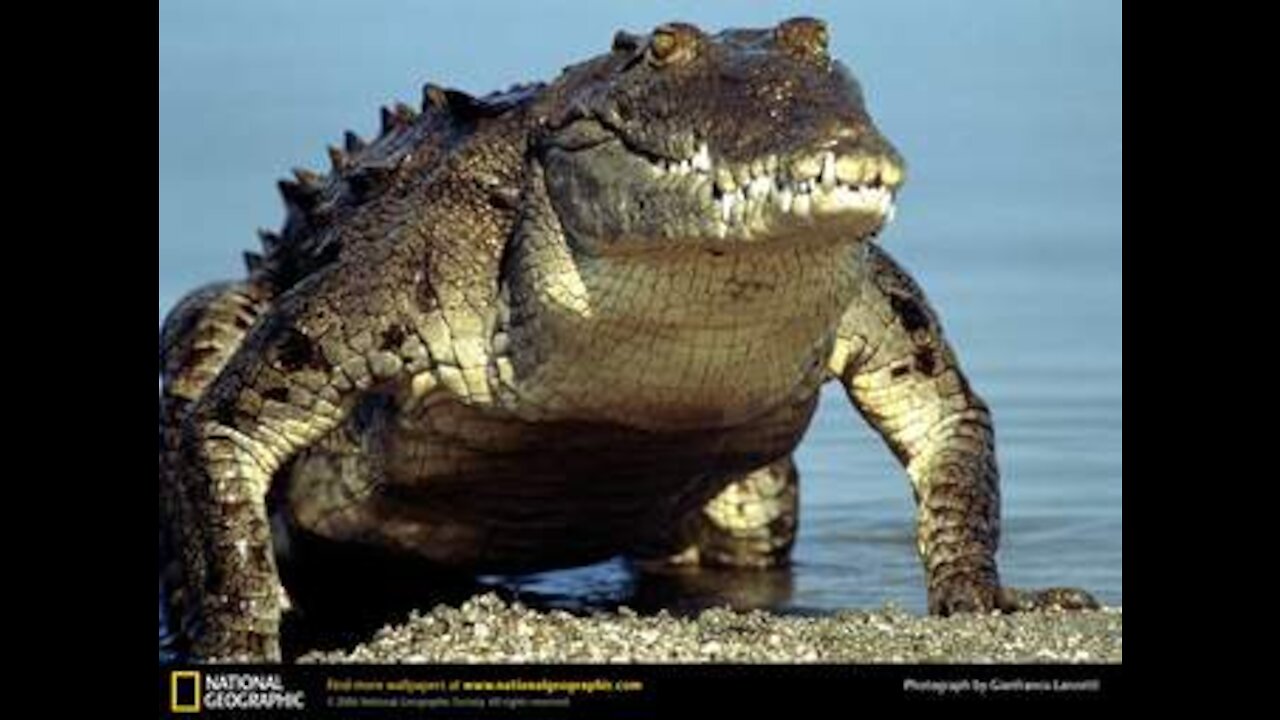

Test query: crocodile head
[531,17,905,254]
[506,19,907,428]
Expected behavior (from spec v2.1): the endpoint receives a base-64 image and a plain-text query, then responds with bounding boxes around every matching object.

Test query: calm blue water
[159,1,1121,616]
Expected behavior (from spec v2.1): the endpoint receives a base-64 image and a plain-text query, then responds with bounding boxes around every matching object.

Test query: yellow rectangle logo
[171,670,201,713]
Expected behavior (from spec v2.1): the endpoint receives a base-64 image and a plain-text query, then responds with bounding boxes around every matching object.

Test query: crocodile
[158,17,1097,662]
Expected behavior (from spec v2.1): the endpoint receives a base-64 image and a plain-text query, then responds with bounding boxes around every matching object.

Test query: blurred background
[159,0,1121,614]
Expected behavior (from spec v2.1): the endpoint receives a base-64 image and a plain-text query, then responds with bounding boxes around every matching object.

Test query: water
[159,1,1121,619]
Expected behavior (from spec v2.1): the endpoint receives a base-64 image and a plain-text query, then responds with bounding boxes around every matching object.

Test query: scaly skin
[159,18,1097,662]
[832,245,1003,613]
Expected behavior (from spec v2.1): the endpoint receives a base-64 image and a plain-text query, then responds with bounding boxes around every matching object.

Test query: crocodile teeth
[691,143,712,172]
[730,194,745,225]
[836,155,868,185]
[776,188,793,213]
[820,151,837,189]
[715,167,737,194]
[881,160,903,187]
[749,175,772,201]
[640,143,898,230]
[791,154,822,182]
[792,192,811,217]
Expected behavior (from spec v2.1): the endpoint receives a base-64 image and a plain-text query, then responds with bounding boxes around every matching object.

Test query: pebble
[298,593,1123,664]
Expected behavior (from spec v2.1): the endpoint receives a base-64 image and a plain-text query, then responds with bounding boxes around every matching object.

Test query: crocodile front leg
[178,268,421,661]
[160,281,271,661]
[831,245,1097,615]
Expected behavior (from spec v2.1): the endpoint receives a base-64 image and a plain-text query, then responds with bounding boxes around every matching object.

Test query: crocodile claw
[930,573,1100,615]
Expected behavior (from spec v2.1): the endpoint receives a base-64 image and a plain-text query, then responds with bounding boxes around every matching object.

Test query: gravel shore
[299,593,1121,664]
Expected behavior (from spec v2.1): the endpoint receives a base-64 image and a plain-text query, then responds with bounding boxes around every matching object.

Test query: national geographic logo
[170,671,200,713]
[169,671,305,712]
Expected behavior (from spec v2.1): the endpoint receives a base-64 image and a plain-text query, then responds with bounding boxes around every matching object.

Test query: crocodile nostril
[612,30,642,54]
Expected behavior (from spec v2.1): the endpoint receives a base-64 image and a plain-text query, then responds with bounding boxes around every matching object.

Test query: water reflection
[276,528,804,659]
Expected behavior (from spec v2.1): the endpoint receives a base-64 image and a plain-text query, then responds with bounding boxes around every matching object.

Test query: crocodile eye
[648,27,679,63]
[646,23,701,67]
[813,25,829,51]
[777,17,830,58]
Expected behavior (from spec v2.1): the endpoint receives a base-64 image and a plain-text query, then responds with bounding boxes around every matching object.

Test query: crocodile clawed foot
[997,586,1101,612]
[929,573,1101,616]
[183,593,284,663]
